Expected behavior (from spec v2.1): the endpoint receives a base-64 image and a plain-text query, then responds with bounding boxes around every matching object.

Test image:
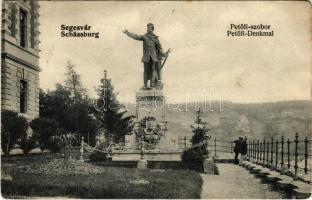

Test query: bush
[181,147,208,162]
[89,151,108,162]
[181,109,210,164]
[30,117,59,151]
[1,110,28,155]
[19,135,37,154]
[47,128,77,153]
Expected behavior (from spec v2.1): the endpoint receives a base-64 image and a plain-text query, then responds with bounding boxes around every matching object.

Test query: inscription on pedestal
[136,89,166,121]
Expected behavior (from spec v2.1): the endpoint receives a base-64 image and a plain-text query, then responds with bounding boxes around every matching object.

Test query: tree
[182,109,211,162]
[91,71,134,144]
[39,84,98,146]
[191,109,211,147]
[1,110,28,155]
[39,85,72,121]
[64,61,86,103]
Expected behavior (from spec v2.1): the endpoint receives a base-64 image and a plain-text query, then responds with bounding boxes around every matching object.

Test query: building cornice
[2,37,40,58]
[2,53,41,72]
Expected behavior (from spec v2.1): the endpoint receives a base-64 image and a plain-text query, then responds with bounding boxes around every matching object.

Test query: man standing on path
[233,137,243,164]
[239,136,248,165]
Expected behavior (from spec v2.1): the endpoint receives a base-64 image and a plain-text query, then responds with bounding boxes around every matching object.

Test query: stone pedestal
[203,158,216,174]
[137,159,148,169]
[136,89,166,121]
[125,134,138,150]
[134,88,169,150]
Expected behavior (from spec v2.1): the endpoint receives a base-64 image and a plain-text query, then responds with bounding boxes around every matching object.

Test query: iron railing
[179,133,311,179]
[247,133,311,177]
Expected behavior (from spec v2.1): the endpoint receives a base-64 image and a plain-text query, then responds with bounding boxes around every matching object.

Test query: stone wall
[1,58,39,120]
[1,0,40,121]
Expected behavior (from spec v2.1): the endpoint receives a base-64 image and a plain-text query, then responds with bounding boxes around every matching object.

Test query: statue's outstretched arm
[123,29,143,41]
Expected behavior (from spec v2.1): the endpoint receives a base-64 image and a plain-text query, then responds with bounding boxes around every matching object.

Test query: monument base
[203,158,216,174]
[136,88,166,121]
[137,159,148,169]
[112,149,182,161]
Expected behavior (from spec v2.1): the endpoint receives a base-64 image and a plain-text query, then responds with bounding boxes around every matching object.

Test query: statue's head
[147,23,154,33]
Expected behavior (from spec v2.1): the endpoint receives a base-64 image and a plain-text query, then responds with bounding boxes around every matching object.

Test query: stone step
[242,162,251,168]
[250,166,263,173]
[292,180,311,189]
[246,164,257,170]
[265,171,282,182]
[293,185,312,199]
[239,161,312,198]
[258,168,272,176]
[276,175,295,189]
[241,161,250,167]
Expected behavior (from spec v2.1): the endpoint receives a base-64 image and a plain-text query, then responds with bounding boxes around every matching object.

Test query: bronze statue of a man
[123,23,166,89]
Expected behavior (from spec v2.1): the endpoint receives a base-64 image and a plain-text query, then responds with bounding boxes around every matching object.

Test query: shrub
[181,109,211,164]
[1,110,28,155]
[47,129,77,153]
[181,147,208,162]
[89,151,108,162]
[30,117,59,151]
[19,135,37,154]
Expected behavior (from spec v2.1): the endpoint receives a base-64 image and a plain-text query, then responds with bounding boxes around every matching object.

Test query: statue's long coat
[126,32,165,63]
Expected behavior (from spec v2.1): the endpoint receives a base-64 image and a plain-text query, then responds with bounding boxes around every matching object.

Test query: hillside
[123,100,311,141]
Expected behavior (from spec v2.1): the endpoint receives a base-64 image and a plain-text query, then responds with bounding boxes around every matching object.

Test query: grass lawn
[2,154,203,199]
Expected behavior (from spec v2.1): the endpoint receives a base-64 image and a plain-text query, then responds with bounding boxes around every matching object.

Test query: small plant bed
[2,157,203,199]
[11,159,106,175]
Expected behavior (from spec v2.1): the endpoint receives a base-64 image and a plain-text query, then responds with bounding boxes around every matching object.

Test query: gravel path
[201,163,285,199]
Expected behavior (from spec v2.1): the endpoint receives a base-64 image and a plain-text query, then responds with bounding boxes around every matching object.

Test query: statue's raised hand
[123,29,129,34]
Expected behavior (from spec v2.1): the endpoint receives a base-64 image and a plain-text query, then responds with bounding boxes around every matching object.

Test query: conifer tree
[191,109,211,148]
[182,109,211,162]
[92,70,134,144]
[64,61,87,103]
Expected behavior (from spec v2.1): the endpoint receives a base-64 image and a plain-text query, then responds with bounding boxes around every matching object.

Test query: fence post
[259,141,262,163]
[230,141,233,154]
[271,137,274,169]
[247,141,249,159]
[257,140,260,162]
[275,138,278,168]
[263,139,266,165]
[266,140,269,164]
[79,136,84,162]
[252,141,254,160]
[256,140,258,162]
[184,136,187,149]
[287,138,290,170]
[253,140,256,161]
[250,141,252,159]
[281,136,284,168]
[214,137,217,157]
[304,136,308,174]
[294,133,299,179]
[262,140,265,164]
[260,140,262,163]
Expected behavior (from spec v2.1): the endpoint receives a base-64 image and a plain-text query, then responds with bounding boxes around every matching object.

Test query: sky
[39,1,311,103]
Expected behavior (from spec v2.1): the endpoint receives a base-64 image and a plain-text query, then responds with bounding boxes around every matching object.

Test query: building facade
[1,0,40,120]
